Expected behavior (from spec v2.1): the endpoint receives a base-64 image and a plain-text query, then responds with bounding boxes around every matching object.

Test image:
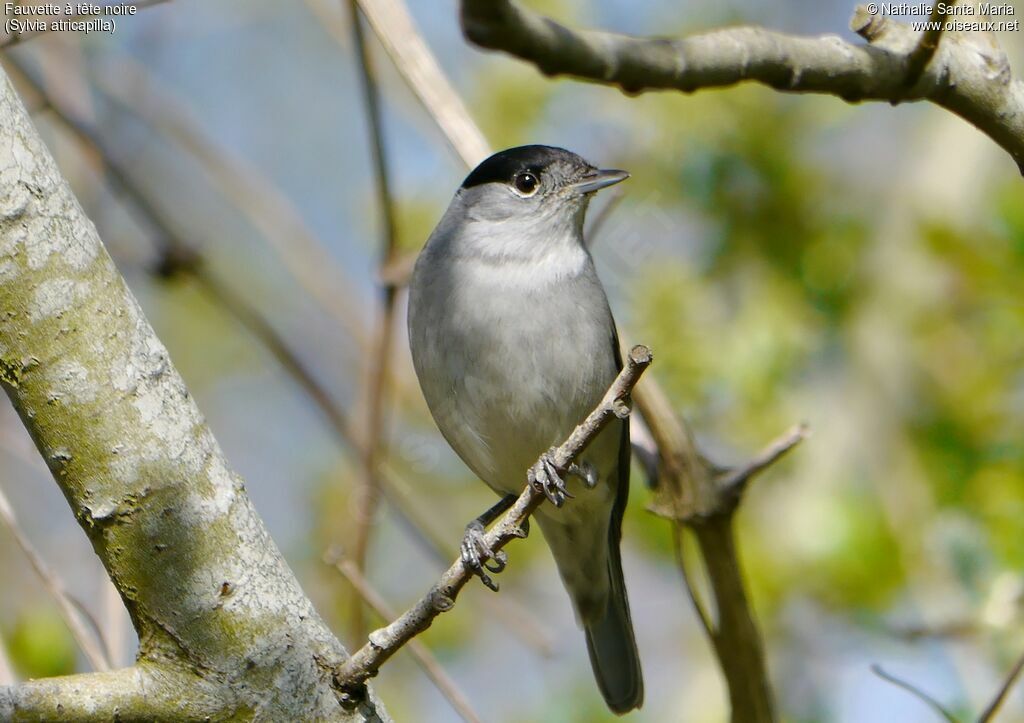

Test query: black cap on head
[461,145,592,189]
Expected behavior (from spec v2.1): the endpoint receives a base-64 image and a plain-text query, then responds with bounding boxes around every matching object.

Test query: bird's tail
[584,534,643,715]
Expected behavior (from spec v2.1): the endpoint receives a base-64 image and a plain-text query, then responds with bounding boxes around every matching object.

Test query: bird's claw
[528,449,572,507]
[460,520,506,592]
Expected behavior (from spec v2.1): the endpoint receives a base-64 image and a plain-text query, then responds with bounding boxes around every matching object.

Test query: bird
[407,145,643,714]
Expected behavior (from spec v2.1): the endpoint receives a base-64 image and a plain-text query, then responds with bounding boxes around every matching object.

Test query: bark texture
[0,68,388,722]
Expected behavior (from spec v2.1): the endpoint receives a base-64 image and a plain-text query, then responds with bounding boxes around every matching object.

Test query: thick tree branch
[333,345,653,697]
[693,518,775,722]
[459,0,1024,173]
[0,65,386,720]
[0,665,226,721]
[642,391,807,723]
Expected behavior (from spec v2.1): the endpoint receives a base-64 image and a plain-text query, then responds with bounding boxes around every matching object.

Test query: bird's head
[450,145,628,260]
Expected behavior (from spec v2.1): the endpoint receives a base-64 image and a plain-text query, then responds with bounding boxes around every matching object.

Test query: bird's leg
[461,494,517,592]
[528,448,573,507]
[568,460,598,489]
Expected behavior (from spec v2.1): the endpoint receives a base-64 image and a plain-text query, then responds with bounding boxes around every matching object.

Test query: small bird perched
[407,145,643,714]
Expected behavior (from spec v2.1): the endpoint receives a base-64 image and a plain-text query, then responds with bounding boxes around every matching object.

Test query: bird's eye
[512,171,540,196]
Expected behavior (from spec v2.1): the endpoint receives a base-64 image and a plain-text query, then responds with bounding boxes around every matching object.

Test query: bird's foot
[529,448,572,507]
[568,460,598,489]
[460,520,508,592]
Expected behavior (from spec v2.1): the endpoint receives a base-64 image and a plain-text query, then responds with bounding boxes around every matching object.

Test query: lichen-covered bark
[0,69,387,721]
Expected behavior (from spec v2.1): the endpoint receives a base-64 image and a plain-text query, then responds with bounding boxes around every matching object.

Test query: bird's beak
[570,169,630,195]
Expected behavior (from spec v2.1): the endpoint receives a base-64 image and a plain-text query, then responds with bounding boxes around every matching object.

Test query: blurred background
[1,1,1023,720]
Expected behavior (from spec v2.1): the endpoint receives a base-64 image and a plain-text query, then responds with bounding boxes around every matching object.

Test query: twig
[716,424,810,508]
[977,648,1024,723]
[325,548,484,723]
[333,345,653,695]
[890,619,979,642]
[671,523,713,639]
[4,56,362,453]
[903,0,956,89]
[377,460,556,656]
[99,577,130,668]
[346,0,401,643]
[173,272,549,657]
[0,0,170,48]
[459,0,1024,174]
[85,54,370,349]
[0,481,111,671]
[87,48,459,482]
[871,664,959,723]
[306,0,490,167]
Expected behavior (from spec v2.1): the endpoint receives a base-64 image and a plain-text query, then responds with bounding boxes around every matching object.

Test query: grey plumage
[408,145,643,714]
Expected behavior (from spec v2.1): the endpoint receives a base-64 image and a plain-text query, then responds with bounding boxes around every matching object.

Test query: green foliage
[471,63,555,149]
[630,88,1023,634]
[743,481,903,611]
[903,196,1024,572]
[6,608,76,679]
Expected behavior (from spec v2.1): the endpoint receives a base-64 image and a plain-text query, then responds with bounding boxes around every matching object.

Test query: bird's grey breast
[409,228,619,495]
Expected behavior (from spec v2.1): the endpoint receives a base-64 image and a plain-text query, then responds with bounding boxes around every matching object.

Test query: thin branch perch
[333,345,653,696]
[326,548,483,723]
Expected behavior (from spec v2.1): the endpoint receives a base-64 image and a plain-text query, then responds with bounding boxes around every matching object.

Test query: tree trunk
[0,67,388,722]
